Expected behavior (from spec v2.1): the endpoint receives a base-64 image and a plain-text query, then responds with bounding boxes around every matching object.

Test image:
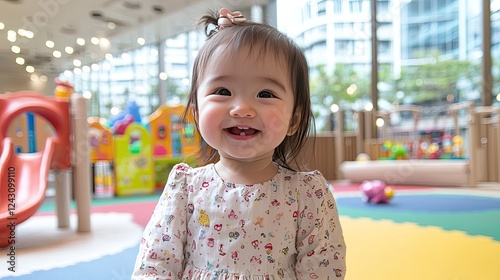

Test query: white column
[71,94,92,232]
[54,170,71,228]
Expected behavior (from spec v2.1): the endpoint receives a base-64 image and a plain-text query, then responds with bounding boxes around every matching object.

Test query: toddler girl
[132,8,346,279]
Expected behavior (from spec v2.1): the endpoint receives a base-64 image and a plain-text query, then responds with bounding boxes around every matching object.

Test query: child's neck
[214,158,278,185]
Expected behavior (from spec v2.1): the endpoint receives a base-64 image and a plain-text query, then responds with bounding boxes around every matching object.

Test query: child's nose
[229,102,256,118]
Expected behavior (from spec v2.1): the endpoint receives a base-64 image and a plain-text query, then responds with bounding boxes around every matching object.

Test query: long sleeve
[295,171,346,279]
[132,164,190,280]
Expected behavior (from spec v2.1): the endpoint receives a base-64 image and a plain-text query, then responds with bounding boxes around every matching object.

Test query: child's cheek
[265,108,293,132]
[198,104,222,137]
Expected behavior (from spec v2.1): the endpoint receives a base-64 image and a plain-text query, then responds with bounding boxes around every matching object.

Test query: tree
[390,55,480,105]
[310,64,370,108]
[165,78,189,104]
[308,57,481,130]
[310,64,371,130]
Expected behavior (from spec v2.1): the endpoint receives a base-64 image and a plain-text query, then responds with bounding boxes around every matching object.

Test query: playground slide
[0,137,55,247]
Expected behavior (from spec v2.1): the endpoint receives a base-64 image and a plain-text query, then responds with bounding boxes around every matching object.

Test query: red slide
[0,91,72,248]
[0,137,56,247]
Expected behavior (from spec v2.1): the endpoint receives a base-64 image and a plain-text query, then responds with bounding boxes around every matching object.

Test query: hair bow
[217,8,246,29]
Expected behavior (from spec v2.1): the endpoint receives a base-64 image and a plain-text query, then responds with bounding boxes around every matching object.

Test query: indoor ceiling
[0,0,266,89]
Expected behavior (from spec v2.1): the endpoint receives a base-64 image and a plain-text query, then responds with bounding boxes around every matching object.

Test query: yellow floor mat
[341,216,500,280]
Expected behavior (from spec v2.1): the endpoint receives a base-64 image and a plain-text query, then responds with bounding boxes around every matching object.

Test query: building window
[349,0,363,14]
[378,0,389,14]
[333,0,342,14]
[336,40,354,56]
[302,1,312,22]
[317,0,327,16]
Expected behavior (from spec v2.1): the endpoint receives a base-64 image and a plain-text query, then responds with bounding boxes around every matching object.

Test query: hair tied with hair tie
[217,8,246,29]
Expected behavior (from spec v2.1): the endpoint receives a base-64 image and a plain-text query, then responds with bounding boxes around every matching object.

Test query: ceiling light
[26,65,35,73]
[40,75,48,82]
[53,50,62,58]
[91,37,99,45]
[65,46,74,54]
[24,31,34,38]
[0,22,4,29]
[91,63,99,71]
[15,57,25,65]
[17,28,27,36]
[7,30,16,42]
[74,67,81,75]
[30,74,39,81]
[82,65,90,72]
[18,29,33,38]
[77,38,85,46]
[11,45,21,53]
[107,22,116,30]
[99,38,110,49]
[73,59,81,67]
[137,37,145,45]
[105,53,113,60]
[46,40,54,48]
[159,72,167,80]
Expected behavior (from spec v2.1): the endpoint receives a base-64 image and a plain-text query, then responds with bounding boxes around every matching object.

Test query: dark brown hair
[184,11,314,171]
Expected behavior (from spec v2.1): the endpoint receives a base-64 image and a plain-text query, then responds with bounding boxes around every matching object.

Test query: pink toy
[360,180,394,204]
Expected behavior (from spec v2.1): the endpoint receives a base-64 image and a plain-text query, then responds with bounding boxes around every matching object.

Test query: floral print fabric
[132,163,346,279]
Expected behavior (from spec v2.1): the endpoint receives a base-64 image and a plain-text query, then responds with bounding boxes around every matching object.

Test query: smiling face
[196,44,296,163]
[186,21,313,169]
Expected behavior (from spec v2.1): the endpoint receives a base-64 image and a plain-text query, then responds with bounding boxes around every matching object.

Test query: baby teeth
[240,132,246,136]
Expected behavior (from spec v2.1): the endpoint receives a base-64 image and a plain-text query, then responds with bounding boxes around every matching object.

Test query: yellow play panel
[341,216,500,280]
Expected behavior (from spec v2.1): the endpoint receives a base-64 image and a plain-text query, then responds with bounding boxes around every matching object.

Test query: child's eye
[257,90,275,98]
[214,88,231,96]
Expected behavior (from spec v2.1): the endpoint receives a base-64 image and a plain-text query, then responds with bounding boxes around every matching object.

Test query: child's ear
[287,110,302,136]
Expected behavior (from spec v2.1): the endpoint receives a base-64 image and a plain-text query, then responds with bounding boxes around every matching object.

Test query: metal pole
[371,0,379,138]
[71,94,92,232]
[335,111,345,179]
[158,41,166,105]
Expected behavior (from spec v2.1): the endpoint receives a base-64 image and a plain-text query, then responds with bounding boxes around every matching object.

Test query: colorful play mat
[1,187,499,279]
[334,188,500,280]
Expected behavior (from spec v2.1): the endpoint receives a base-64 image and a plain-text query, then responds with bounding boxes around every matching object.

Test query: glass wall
[63,0,499,131]
[63,29,205,121]
[278,0,499,132]
[493,1,500,103]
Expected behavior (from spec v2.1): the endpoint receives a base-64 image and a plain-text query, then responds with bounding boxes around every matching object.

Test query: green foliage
[310,57,481,114]
[166,78,189,103]
[310,63,370,108]
[494,58,500,98]
[394,58,480,104]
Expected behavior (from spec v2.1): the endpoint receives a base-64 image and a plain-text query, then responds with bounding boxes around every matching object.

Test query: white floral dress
[132,163,346,280]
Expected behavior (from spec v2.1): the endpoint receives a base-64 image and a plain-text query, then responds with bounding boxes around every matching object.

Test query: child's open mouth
[225,126,259,136]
